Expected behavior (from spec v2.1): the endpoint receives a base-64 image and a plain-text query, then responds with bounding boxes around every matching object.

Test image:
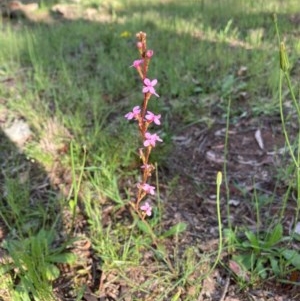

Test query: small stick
[219,275,230,301]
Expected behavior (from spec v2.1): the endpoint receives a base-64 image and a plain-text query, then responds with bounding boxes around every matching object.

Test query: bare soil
[164,113,300,300]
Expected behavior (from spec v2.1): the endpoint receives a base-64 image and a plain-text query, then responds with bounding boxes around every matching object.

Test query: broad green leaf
[256,257,267,279]
[281,249,300,269]
[234,253,256,270]
[45,263,60,281]
[137,220,153,235]
[12,290,30,301]
[292,232,300,242]
[241,241,252,248]
[265,224,283,248]
[47,253,77,264]
[245,231,259,249]
[269,255,280,276]
[161,222,187,238]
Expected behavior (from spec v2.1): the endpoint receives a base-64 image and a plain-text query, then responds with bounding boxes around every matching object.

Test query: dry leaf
[254,129,264,150]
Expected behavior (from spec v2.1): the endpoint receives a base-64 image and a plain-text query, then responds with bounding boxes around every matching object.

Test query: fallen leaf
[255,129,264,150]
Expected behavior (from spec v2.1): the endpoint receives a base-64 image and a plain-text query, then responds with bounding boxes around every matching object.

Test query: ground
[166,116,299,300]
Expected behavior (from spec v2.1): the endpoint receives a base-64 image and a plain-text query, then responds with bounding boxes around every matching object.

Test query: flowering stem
[125,31,162,229]
[140,94,150,132]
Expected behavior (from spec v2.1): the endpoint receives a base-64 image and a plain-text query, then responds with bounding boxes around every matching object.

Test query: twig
[219,275,230,301]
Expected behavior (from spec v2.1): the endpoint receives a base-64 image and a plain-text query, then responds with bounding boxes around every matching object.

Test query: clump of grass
[0,174,76,300]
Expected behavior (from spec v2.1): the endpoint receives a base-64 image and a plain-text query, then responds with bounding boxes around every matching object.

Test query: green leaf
[45,263,60,281]
[245,231,259,249]
[0,263,13,276]
[13,289,31,301]
[269,255,280,276]
[281,249,300,269]
[241,241,252,248]
[69,199,76,212]
[161,222,187,238]
[265,224,283,248]
[292,233,300,242]
[47,252,77,264]
[255,257,267,279]
[137,220,153,235]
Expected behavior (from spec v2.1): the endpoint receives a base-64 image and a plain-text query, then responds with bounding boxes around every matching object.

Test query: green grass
[0,0,300,299]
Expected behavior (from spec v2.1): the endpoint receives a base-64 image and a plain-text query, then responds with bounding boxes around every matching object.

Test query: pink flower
[139,183,155,195]
[146,50,154,58]
[140,202,152,216]
[143,78,159,97]
[131,59,144,69]
[137,42,143,49]
[145,111,161,125]
[141,164,151,169]
[144,132,163,147]
[125,106,141,120]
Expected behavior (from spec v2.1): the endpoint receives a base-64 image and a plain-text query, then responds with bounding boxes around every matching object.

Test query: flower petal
[144,78,151,86]
[151,79,157,86]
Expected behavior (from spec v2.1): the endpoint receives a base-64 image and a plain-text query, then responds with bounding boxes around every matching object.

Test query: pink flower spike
[139,183,156,195]
[145,111,161,125]
[140,202,152,216]
[131,59,144,69]
[125,106,141,120]
[143,132,163,147]
[146,50,154,58]
[143,78,159,97]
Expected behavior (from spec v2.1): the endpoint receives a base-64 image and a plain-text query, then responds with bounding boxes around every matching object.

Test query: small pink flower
[140,202,152,216]
[145,111,161,125]
[139,183,155,195]
[146,50,154,58]
[125,106,141,120]
[131,59,144,69]
[143,78,159,97]
[144,132,163,147]
[137,42,143,49]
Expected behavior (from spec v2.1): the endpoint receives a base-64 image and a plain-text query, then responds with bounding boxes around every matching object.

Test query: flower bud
[131,59,144,69]
[216,171,222,186]
[146,50,154,58]
[280,42,290,72]
[136,31,146,41]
